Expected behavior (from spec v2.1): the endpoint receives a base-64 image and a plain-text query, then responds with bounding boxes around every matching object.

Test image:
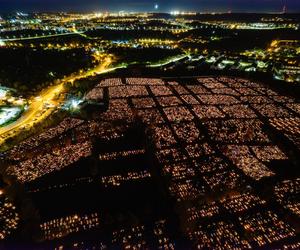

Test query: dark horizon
[0,0,300,13]
[2,11,300,15]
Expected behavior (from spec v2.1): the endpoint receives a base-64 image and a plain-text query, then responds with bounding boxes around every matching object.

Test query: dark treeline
[0,48,93,95]
[108,47,182,64]
[85,29,176,40]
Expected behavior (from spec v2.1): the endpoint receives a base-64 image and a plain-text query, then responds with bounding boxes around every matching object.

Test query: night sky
[0,0,299,13]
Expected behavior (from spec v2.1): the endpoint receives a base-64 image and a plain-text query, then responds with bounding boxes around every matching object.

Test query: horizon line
[1,11,300,15]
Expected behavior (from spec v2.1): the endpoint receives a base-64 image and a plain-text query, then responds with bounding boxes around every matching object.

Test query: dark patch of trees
[0,48,93,95]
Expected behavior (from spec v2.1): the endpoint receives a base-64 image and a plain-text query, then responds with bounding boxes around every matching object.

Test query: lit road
[0,55,115,146]
[0,84,64,144]
[148,54,189,68]
[0,53,187,146]
[1,31,84,42]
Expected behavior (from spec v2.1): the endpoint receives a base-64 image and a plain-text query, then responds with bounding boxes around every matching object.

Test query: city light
[170,10,180,15]
[0,7,299,249]
[70,99,82,110]
[62,97,84,112]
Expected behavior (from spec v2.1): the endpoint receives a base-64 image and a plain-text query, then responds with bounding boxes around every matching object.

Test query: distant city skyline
[0,0,300,13]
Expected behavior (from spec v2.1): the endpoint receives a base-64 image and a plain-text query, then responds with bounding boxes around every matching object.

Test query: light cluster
[221,192,266,213]
[239,211,295,247]
[188,221,252,250]
[109,85,148,98]
[7,118,83,161]
[112,220,174,249]
[0,196,19,240]
[3,76,298,247]
[205,119,270,144]
[220,145,275,180]
[269,117,300,150]
[101,170,151,187]
[126,78,165,86]
[187,201,219,221]
[85,86,103,101]
[99,78,123,87]
[99,149,145,161]
[41,213,99,240]
[7,141,92,182]
[274,178,300,216]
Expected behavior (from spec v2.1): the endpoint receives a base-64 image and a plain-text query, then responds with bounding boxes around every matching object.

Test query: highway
[0,55,115,146]
[1,31,84,42]
[0,84,63,144]
[0,53,189,146]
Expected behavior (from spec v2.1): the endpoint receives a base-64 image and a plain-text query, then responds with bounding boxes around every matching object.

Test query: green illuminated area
[0,86,26,127]
[0,106,23,127]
